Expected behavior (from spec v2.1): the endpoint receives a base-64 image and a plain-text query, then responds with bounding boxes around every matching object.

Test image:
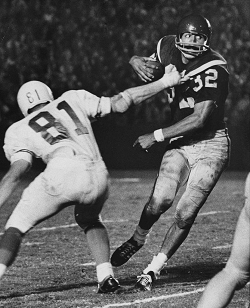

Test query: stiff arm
[111,64,187,113]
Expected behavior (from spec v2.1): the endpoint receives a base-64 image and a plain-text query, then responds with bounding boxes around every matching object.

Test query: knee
[5,215,32,234]
[174,203,198,229]
[146,195,173,216]
[174,189,206,229]
[145,176,177,216]
[75,214,105,234]
[175,211,195,229]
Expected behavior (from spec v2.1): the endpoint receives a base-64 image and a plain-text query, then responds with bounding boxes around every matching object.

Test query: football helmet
[175,14,212,58]
[17,80,54,116]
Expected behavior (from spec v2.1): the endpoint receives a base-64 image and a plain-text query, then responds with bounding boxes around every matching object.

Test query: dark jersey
[153,35,229,135]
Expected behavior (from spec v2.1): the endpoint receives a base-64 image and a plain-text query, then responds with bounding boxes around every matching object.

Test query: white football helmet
[17,80,54,116]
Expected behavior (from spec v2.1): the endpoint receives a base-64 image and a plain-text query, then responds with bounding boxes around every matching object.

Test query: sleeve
[74,90,111,118]
[193,65,229,105]
[3,126,33,165]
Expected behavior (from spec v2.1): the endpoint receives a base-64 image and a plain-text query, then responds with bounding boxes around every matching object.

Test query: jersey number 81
[29,101,88,145]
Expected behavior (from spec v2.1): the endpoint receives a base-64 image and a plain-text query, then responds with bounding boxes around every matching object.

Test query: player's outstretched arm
[111,64,187,113]
[0,160,30,209]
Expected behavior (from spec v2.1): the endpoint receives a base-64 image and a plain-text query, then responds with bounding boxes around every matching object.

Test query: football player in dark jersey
[111,14,231,291]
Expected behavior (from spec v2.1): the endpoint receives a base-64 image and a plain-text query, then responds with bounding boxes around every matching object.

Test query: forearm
[161,114,202,140]
[111,79,165,113]
[0,176,20,208]
[0,160,30,209]
[111,64,184,113]
[156,101,215,141]
[123,79,166,106]
[134,114,203,150]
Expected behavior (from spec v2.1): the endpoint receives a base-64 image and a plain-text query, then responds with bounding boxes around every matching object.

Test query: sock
[133,225,150,245]
[143,252,168,277]
[96,262,114,283]
[0,227,23,267]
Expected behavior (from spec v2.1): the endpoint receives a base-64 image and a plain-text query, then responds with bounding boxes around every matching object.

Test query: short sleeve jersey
[153,35,229,134]
[4,90,111,165]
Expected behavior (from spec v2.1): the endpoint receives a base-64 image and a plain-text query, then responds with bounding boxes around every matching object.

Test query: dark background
[0,0,249,170]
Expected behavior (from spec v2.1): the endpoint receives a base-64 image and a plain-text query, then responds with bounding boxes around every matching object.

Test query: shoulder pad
[157,35,176,64]
[185,49,228,77]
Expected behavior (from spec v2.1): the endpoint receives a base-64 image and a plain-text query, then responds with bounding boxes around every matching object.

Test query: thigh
[185,134,229,193]
[74,167,109,226]
[187,161,222,197]
[149,149,190,208]
[5,174,71,233]
[176,142,229,215]
[177,158,224,216]
[158,148,190,186]
[187,144,228,196]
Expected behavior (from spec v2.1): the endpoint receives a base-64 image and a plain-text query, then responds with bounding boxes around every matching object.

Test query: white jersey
[4,90,112,165]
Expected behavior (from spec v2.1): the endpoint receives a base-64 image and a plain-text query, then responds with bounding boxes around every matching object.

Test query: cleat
[134,271,155,291]
[111,237,143,267]
[97,275,120,294]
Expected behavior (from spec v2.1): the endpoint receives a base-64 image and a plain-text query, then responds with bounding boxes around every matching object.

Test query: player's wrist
[153,129,164,142]
[159,75,171,88]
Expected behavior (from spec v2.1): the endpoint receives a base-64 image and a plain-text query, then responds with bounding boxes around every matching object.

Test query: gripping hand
[159,64,189,88]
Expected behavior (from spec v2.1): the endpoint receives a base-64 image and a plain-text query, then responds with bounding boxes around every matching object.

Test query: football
[146,59,165,82]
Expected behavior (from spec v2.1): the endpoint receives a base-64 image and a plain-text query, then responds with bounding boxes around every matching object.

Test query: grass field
[0,169,249,308]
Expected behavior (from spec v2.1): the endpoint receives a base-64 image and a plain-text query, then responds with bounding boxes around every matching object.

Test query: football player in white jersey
[197,172,250,307]
[0,66,185,293]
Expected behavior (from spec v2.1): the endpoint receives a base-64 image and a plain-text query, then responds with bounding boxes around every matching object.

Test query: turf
[0,170,249,308]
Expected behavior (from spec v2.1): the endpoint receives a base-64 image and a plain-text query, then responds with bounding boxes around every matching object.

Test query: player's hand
[160,64,189,88]
[129,56,158,83]
[133,133,156,152]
